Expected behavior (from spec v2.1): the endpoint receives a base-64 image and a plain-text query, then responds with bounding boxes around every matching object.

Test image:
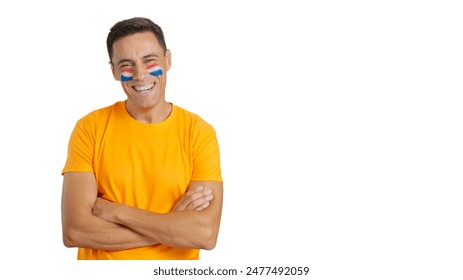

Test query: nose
[133,64,147,80]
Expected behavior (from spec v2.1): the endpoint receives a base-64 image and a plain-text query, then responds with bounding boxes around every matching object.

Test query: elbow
[198,229,217,250]
[202,237,217,250]
[62,225,79,248]
[197,220,219,250]
[63,237,76,248]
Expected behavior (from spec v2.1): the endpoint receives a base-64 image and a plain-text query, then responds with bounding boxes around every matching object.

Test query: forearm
[111,205,218,249]
[90,182,223,250]
[62,172,159,251]
[63,213,158,250]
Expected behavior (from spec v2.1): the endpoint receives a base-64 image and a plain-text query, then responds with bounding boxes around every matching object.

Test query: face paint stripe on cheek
[121,69,134,82]
[147,63,163,77]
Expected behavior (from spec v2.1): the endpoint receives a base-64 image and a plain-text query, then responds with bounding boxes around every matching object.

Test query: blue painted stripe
[121,75,133,82]
[149,69,163,77]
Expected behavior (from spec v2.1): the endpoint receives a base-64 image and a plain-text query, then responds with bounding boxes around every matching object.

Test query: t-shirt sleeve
[62,116,96,174]
[191,120,223,182]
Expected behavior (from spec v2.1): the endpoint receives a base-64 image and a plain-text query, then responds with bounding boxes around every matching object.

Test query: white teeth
[133,84,154,92]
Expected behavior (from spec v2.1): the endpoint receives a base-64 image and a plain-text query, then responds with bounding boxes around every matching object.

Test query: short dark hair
[106,17,167,62]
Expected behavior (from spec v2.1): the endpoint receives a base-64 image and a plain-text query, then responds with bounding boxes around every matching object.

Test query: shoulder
[173,104,216,133]
[76,101,122,127]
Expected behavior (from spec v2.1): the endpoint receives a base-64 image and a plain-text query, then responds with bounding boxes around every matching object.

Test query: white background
[1,0,462,279]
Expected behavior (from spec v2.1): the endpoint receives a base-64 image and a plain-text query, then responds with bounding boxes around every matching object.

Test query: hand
[92,197,118,223]
[173,185,213,212]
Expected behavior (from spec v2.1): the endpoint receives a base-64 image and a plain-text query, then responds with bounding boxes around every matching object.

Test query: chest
[94,124,193,210]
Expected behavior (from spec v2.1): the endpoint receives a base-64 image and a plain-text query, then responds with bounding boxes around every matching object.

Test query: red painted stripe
[146,63,159,70]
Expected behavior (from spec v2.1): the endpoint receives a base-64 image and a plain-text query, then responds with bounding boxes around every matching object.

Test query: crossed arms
[61,172,223,251]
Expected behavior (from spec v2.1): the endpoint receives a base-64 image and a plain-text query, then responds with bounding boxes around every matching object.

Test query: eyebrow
[116,54,159,66]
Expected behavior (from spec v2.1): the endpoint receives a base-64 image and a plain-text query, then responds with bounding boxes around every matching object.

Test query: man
[61,17,223,260]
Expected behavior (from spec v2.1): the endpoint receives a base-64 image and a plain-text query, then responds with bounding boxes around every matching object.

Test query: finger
[173,201,186,211]
[195,201,210,211]
[185,194,213,210]
[183,191,212,209]
[173,186,211,212]
[173,195,187,211]
[182,186,205,200]
[173,186,205,211]
[177,186,203,204]
[187,190,212,203]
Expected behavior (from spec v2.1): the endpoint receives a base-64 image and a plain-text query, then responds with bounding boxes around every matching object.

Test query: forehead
[112,31,163,61]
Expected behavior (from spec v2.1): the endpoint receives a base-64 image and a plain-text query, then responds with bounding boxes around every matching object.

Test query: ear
[165,49,172,71]
[110,62,119,81]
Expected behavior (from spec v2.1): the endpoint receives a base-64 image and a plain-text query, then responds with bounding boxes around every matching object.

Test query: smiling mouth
[132,83,154,93]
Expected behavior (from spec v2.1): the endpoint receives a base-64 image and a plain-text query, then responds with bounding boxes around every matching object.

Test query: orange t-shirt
[62,101,222,260]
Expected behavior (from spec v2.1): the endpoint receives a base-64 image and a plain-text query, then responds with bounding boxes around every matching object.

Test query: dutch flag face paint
[147,63,163,77]
[120,64,163,82]
[120,68,134,82]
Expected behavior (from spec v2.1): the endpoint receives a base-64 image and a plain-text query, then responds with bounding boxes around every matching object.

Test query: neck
[125,101,172,124]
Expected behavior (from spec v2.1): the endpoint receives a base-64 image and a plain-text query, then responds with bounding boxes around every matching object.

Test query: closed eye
[145,59,156,64]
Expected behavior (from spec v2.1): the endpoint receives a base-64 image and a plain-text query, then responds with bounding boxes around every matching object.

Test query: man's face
[111,31,171,110]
